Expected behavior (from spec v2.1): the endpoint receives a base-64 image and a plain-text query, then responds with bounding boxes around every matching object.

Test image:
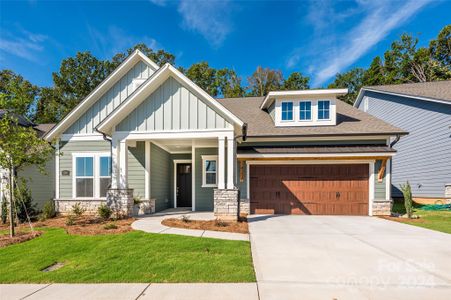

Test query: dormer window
[299,101,312,121]
[281,102,293,121]
[318,100,330,120]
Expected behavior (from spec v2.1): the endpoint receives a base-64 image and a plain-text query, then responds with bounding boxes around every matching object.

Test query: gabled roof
[355,80,451,107]
[218,97,407,137]
[260,88,348,109]
[44,50,159,141]
[96,63,244,136]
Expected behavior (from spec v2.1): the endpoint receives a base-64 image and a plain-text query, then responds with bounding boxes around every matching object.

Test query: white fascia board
[261,88,349,109]
[97,64,244,135]
[237,152,395,159]
[44,50,159,142]
[356,88,451,107]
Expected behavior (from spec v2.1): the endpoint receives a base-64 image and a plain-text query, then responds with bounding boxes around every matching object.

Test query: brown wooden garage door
[250,164,369,215]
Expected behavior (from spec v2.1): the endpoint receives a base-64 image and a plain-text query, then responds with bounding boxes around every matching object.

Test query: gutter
[390,134,401,148]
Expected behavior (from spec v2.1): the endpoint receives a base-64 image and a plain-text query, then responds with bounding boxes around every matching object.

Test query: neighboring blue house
[355,81,451,204]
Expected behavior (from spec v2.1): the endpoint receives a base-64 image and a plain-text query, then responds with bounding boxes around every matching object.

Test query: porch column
[227,137,235,189]
[218,137,225,189]
[111,138,119,189]
[119,140,128,189]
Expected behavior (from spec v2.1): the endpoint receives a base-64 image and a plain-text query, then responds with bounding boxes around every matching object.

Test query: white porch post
[145,141,151,199]
[111,138,119,189]
[119,140,128,189]
[55,139,60,199]
[218,137,226,189]
[227,137,235,189]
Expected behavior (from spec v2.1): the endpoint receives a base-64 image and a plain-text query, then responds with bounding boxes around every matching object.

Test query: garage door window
[202,156,217,187]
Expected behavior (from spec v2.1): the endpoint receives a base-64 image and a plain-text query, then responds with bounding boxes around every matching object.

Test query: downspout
[234,123,248,141]
[390,134,400,148]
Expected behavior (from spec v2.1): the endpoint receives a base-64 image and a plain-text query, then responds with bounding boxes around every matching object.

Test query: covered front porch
[107,130,241,219]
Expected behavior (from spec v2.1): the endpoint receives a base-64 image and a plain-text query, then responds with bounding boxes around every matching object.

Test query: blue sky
[1,0,450,88]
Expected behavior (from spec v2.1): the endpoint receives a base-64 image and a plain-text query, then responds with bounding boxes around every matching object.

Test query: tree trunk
[9,166,14,237]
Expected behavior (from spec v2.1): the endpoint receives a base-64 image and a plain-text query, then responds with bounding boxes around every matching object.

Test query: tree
[185,62,218,96]
[247,66,283,96]
[282,72,310,90]
[111,43,175,68]
[216,68,245,98]
[34,87,66,124]
[328,68,365,104]
[429,25,451,68]
[0,112,53,236]
[362,56,385,86]
[0,70,38,119]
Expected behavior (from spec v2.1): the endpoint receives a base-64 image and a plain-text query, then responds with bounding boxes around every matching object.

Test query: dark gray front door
[176,163,192,207]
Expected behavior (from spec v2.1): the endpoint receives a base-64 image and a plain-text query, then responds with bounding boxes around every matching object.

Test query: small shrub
[40,200,56,221]
[71,203,86,217]
[14,183,39,222]
[181,215,190,223]
[400,181,413,218]
[98,204,112,220]
[214,218,227,227]
[133,195,142,205]
[65,215,75,226]
[103,223,118,230]
[1,198,7,224]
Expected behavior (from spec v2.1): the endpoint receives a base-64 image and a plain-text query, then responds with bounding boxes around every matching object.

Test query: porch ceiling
[150,138,217,153]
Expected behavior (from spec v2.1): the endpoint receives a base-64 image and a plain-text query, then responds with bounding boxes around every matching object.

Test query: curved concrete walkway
[132,209,249,241]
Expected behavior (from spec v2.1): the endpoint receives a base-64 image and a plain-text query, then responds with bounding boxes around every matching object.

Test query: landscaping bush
[65,215,75,226]
[400,181,413,218]
[1,198,7,224]
[133,195,142,205]
[98,204,112,220]
[14,184,39,222]
[39,200,56,221]
[214,218,227,227]
[181,215,190,223]
[71,203,86,217]
[103,223,118,230]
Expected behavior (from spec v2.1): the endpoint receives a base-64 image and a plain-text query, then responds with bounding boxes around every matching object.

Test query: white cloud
[177,0,233,48]
[148,0,167,6]
[289,0,432,86]
[0,29,48,62]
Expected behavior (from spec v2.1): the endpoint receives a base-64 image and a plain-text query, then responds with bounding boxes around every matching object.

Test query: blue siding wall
[358,91,451,198]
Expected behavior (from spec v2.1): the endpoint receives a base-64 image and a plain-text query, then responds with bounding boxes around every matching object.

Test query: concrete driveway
[248,215,451,300]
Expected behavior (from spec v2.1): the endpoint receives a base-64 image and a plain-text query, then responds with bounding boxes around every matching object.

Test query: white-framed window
[73,153,111,199]
[202,155,218,187]
[318,100,330,120]
[281,101,293,121]
[299,101,312,121]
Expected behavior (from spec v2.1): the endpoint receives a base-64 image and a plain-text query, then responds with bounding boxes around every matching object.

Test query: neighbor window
[299,101,312,120]
[281,102,293,121]
[202,156,217,187]
[318,100,330,120]
[75,157,94,198]
[74,153,111,198]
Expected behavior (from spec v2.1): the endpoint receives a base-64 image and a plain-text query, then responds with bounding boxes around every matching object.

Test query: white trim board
[45,50,159,141]
[237,152,395,158]
[173,159,193,208]
[261,88,348,109]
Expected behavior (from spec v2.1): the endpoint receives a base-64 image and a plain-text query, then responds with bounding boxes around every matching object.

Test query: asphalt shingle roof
[217,97,406,137]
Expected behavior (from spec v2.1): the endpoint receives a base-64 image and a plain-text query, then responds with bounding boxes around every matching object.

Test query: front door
[176,163,192,207]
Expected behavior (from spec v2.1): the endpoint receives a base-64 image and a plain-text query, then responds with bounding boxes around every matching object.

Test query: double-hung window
[75,157,94,198]
[74,153,111,199]
[281,102,293,121]
[318,100,330,120]
[202,156,217,187]
[299,101,312,121]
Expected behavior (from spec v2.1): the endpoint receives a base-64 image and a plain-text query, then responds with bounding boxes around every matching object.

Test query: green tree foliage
[328,68,365,104]
[185,62,218,96]
[400,181,413,218]
[35,87,66,123]
[216,68,245,98]
[282,72,310,90]
[0,70,38,119]
[429,25,451,68]
[362,56,385,86]
[247,66,283,96]
[110,43,175,68]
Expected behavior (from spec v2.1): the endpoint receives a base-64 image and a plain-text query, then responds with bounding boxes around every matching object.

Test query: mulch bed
[380,216,425,224]
[161,218,249,234]
[0,231,42,248]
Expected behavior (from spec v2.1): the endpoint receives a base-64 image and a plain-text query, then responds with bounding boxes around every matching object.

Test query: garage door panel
[250,164,369,215]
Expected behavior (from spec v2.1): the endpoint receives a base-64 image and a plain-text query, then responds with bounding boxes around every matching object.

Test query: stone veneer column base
[239,198,250,216]
[214,189,239,221]
[372,200,393,216]
[107,188,134,217]
[55,199,106,215]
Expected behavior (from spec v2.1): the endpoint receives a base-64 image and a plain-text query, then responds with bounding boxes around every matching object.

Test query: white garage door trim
[246,159,376,216]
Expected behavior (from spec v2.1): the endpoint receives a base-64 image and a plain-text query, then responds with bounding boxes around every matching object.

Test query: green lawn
[0,228,255,283]
[391,202,451,234]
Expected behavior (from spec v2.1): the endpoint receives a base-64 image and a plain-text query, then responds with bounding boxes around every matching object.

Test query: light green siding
[150,143,171,212]
[116,76,233,132]
[374,160,387,200]
[59,140,111,199]
[19,158,55,208]
[237,160,247,199]
[65,61,154,134]
[194,148,218,211]
[128,142,145,198]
